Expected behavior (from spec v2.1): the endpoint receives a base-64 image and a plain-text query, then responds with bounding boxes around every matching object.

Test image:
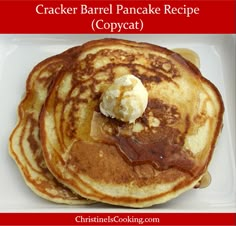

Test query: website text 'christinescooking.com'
[75,214,160,225]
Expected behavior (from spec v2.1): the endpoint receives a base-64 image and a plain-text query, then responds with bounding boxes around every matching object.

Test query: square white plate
[0,34,235,213]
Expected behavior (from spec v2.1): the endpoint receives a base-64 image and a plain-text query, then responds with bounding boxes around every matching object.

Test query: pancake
[9,46,92,204]
[40,39,224,207]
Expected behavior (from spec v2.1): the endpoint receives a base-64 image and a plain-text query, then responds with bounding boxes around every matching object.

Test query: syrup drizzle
[172,48,200,68]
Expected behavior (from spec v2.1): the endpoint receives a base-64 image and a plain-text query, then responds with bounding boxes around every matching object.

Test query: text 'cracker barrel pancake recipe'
[9,39,224,208]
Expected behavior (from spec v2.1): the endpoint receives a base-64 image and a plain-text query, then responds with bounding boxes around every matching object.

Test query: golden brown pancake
[40,39,224,207]
[9,46,93,204]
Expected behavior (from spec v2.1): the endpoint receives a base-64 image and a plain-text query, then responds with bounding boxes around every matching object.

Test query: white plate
[0,34,235,213]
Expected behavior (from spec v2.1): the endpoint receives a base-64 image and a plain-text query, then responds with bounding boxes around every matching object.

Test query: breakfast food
[9,46,93,204]
[9,38,223,207]
[38,39,223,207]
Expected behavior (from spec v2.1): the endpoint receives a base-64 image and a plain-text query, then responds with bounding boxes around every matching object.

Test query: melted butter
[172,48,200,68]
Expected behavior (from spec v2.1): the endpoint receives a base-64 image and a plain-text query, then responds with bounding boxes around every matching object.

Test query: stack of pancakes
[9,39,224,208]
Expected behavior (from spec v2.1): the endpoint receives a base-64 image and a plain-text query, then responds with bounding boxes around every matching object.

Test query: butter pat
[100,74,148,123]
